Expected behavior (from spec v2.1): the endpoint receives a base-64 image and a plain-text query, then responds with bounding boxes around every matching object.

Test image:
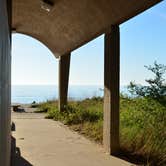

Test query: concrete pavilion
[0,0,163,165]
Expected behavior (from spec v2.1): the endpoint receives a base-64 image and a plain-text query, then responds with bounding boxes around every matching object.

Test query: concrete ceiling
[12,0,162,57]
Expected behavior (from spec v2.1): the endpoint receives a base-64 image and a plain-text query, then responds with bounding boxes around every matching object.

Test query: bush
[35,100,58,113]
[128,61,166,105]
[46,102,103,125]
[120,98,166,165]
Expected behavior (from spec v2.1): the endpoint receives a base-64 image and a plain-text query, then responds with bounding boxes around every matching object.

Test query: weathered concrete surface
[0,0,11,165]
[12,0,162,56]
[103,26,120,155]
[12,113,133,166]
[59,54,71,111]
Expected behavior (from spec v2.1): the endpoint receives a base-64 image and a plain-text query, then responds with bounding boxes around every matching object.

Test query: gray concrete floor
[12,112,133,166]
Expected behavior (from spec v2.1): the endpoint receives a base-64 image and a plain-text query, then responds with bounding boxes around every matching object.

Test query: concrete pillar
[0,0,11,165]
[103,25,120,155]
[58,53,71,111]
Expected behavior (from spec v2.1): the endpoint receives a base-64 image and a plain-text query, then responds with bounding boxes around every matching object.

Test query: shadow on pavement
[11,136,33,166]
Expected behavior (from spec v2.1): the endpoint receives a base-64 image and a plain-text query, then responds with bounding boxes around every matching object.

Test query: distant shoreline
[11,85,129,104]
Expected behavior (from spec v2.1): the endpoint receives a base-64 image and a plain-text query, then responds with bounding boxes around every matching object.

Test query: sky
[12,1,166,86]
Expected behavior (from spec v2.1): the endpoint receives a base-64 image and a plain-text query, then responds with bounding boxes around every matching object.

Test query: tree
[128,61,166,104]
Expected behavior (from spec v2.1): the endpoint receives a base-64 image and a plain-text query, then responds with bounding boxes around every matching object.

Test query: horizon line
[11,84,131,86]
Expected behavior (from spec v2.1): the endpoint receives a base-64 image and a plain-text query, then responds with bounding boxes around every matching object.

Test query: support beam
[58,54,71,111]
[103,25,120,155]
[0,0,11,165]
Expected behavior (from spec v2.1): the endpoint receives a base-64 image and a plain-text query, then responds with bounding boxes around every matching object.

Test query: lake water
[12,85,128,104]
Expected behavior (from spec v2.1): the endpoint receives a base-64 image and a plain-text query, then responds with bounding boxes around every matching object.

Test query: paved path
[12,112,133,166]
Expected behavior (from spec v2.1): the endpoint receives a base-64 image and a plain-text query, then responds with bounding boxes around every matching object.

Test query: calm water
[12,85,128,104]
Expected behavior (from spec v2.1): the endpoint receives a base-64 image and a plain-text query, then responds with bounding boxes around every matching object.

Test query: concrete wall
[0,0,11,165]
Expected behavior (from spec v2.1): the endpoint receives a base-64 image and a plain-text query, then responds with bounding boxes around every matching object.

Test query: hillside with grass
[36,62,166,165]
[36,96,165,165]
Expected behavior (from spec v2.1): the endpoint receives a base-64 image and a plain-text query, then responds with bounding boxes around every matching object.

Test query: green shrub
[128,61,166,105]
[46,102,103,125]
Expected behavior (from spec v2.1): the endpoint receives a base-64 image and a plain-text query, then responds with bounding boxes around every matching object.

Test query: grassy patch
[34,100,58,113]
[120,97,166,165]
[38,96,166,165]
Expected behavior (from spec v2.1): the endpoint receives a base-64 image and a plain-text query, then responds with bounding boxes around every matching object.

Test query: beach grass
[37,96,166,166]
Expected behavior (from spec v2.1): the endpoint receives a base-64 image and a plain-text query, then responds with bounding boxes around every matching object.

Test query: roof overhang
[12,0,163,57]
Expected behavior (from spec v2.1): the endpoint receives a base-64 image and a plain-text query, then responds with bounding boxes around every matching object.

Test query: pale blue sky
[12,1,166,86]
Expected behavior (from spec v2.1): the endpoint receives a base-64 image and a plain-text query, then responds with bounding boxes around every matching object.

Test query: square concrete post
[0,0,11,165]
[103,25,120,155]
[58,53,71,111]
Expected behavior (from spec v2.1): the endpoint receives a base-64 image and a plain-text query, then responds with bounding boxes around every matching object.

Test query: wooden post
[103,25,120,155]
[58,53,71,111]
[0,0,11,165]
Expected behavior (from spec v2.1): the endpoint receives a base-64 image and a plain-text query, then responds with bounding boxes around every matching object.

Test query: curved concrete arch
[12,0,62,57]
[12,0,162,57]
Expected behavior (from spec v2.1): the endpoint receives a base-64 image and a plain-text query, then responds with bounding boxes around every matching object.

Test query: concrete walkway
[12,112,133,166]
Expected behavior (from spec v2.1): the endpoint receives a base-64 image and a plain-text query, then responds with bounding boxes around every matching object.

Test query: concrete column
[58,53,71,111]
[103,25,120,155]
[0,0,11,165]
